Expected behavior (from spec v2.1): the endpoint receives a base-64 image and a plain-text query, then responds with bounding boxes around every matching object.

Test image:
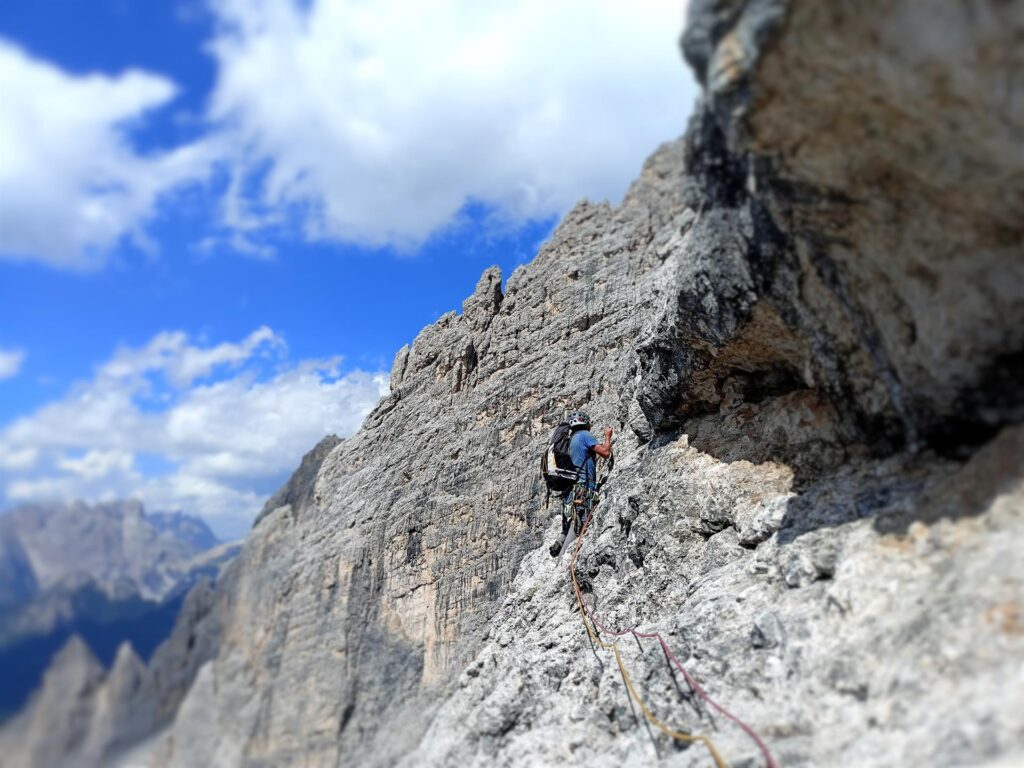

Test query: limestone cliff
[6,1,1024,766]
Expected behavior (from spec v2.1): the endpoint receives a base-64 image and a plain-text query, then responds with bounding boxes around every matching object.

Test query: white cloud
[0,329,388,538]
[0,2,695,266]
[0,348,25,380]
[0,40,215,269]
[206,0,694,248]
[100,325,285,387]
[57,449,136,481]
[0,445,38,471]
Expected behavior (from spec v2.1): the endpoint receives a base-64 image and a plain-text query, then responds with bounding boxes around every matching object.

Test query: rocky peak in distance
[3,1,1022,766]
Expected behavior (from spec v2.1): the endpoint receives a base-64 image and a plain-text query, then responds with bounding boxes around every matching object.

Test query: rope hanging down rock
[567,465,778,768]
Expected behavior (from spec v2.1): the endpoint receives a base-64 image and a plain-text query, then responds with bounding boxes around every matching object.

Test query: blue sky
[0,0,695,539]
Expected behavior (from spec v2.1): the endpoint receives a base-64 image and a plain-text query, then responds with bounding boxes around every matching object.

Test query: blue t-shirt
[569,429,599,488]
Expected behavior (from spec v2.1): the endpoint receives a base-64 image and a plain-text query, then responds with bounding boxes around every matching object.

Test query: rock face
[0,637,106,768]
[0,500,237,718]
[676,0,1024,452]
[251,435,343,529]
[8,1,1024,766]
[0,500,225,605]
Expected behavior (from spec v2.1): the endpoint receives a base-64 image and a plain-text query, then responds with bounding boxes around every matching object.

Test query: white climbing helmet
[567,410,591,429]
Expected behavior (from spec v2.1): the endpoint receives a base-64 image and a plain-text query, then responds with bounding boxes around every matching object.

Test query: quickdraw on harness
[555,454,613,563]
[565,452,613,530]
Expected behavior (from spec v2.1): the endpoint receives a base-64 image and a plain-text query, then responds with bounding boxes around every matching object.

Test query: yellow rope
[569,514,728,768]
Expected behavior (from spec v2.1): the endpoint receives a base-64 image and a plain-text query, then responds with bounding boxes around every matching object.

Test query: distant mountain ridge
[0,500,221,605]
[147,512,219,553]
[3,1,1024,765]
[0,500,238,719]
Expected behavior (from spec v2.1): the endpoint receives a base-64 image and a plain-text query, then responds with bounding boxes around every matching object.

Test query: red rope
[571,512,779,768]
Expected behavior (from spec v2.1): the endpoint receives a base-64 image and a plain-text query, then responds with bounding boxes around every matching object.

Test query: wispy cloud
[0,1,693,268]
[0,40,215,269]
[0,348,25,380]
[0,329,388,537]
[207,0,693,249]
[100,326,285,387]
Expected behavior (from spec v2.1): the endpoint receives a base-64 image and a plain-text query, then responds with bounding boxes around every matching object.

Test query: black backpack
[540,423,579,504]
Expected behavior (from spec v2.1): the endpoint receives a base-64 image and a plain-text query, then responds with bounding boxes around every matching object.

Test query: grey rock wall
[7,1,1024,766]
[678,0,1024,449]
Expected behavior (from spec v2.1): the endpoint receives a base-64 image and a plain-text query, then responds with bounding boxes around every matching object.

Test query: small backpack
[540,423,579,505]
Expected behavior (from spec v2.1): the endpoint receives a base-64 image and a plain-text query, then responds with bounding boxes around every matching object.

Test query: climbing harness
[556,447,611,562]
[566,458,778,768]
[555,483,596,563]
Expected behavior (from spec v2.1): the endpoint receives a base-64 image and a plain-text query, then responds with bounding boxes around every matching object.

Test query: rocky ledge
[4,1,1022,766]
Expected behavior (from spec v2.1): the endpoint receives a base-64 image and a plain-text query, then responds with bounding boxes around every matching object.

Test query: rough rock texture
[677,0,1024,451]
[0,636,106,768]
[403,423,1024,767]
[252,435,343,529]
[9,1,1024,766]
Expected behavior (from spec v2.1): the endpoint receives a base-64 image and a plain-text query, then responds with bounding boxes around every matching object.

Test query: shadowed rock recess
[5,1,1023,766]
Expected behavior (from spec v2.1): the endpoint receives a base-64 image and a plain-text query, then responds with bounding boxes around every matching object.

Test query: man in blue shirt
[550,410,613,556]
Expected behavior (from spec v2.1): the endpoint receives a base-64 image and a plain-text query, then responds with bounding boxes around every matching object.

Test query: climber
[549,410,612,557]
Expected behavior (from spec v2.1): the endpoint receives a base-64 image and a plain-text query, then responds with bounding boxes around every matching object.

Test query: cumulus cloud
[0,2,694,266]
[0,40,214,269]
[207,0,694,247]
[0,445,38,471]
[0,329,388,537]
[0,348,25,380]
[57,449,136,481]
[100,326,285,387]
